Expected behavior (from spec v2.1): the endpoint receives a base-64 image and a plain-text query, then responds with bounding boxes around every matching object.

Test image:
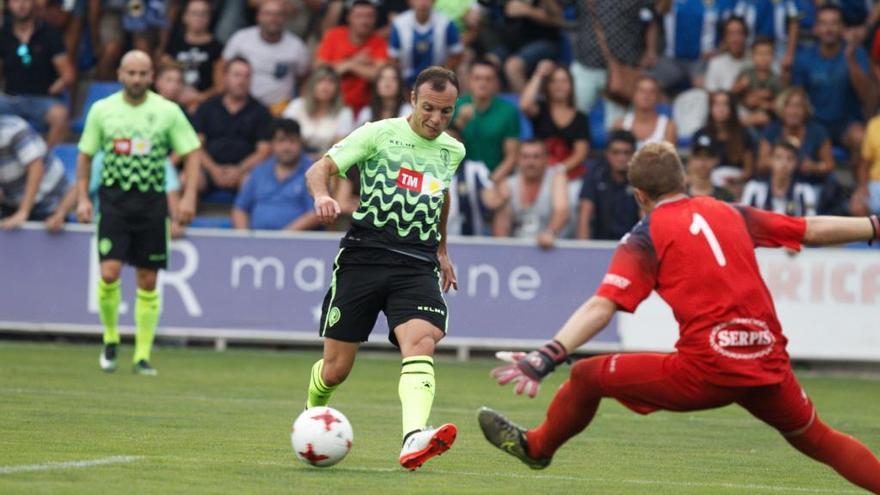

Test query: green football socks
[399,355,435,438]
[133,288,160,363]
[98,279,121,345]
[307,359,339,408]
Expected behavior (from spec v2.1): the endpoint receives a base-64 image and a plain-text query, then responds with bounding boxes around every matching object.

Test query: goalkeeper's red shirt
[596,196,807,387]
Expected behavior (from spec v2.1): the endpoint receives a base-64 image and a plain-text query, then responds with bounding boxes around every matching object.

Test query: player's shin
[786,417,880,493]
[399,355,435,438]
[133,288,160,363]
[527,356,605,460]
[307,359,339,408]
[98,279,121,344]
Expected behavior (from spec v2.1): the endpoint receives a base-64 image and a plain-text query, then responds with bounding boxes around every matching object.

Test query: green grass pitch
[1,341,878,494]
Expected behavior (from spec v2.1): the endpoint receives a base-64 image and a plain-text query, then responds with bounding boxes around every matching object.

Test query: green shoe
[477,407,550,470]
[99,344,118,372]
[133,360,158,376]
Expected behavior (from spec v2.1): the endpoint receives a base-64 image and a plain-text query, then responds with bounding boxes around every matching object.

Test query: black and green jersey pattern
[79,91,200,198]
[327,118,465,259]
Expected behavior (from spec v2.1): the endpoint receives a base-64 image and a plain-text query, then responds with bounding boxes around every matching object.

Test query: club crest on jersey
[709,318,776,360]
[397,167,445,197]
[131,137,152,156]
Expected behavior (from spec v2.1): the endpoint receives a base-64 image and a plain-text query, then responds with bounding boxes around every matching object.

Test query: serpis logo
[709,318,776,360]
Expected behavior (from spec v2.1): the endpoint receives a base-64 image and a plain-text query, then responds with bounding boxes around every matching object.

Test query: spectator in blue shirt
[756,86,834,184]
[652,0,736,93]
[791,4,871,173]
[733,0,799,69]
[232,119,319,231]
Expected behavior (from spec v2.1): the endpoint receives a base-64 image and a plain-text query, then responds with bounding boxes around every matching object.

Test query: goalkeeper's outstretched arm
[552,296,618,353]
[803,215,880,247]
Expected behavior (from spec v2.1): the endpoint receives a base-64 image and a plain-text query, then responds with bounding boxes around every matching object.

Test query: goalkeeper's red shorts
[594,353,816,435]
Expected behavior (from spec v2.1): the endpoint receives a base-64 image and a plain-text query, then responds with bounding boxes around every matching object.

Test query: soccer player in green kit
[303,66,465,470]
[75,51,202,375]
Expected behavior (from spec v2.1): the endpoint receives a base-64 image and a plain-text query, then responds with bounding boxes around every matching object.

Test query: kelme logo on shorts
[328,307,341,327]
[99,238,113,256]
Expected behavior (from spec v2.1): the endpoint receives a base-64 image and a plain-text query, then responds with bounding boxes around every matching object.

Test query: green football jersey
[78,91,200,215]
[327,117,465,260]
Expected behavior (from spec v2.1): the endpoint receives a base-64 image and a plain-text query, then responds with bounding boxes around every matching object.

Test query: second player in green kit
[76,51,202,375]
[303,66,466,470]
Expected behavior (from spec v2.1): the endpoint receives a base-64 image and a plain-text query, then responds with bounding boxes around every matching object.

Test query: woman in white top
[612,76,676,149]
[282,66,354,155]
[355,64,413,127]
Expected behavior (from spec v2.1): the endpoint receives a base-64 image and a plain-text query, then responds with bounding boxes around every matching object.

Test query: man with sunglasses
[0,0,75,149]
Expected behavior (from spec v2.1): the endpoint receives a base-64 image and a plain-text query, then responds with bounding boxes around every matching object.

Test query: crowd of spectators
[2,0,880,249]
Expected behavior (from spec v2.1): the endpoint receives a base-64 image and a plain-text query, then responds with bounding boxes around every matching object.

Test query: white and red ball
[291,407,353,467]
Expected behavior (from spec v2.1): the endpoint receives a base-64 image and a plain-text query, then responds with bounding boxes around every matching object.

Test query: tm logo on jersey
[397,168,444,197]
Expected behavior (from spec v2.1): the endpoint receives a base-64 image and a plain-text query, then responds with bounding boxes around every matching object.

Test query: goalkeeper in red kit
[479,142,880,493]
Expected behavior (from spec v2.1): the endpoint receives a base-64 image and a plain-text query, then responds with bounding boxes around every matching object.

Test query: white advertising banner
[618,247,880,361]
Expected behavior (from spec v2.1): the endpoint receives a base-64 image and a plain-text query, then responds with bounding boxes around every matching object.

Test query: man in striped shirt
[0,115,67,229]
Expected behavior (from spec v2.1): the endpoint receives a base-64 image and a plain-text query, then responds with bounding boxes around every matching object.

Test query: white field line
[0,456,143,475]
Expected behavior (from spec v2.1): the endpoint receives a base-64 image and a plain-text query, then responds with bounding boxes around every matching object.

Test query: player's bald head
[118,50,154,100]
[628,142,686,201]
[119,50,153,71]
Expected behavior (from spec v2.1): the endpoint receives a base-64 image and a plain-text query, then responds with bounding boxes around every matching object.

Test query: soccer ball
[291,407,353,467]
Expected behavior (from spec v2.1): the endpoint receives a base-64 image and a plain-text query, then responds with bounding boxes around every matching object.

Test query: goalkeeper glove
[490,340,569,398]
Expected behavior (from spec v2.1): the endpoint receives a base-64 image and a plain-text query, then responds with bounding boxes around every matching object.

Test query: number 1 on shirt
[689,213,727,267]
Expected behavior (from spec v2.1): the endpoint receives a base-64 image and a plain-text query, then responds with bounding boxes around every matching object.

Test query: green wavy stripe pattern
[100,130,169,193]
[353,144,451,242]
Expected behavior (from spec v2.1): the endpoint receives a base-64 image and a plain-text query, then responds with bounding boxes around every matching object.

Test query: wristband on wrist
[869,215,879,246]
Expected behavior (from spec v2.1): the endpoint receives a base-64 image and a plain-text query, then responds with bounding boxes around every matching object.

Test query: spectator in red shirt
[316,0,389,113]
[479,142,880,493]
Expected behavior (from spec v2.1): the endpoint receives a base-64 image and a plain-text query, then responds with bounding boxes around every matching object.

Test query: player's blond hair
[627,142,686,200]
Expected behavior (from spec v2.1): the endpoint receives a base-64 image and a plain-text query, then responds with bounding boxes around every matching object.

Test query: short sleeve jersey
[327,117,465,262]
[595,196,807,387]
[78,91,200,215]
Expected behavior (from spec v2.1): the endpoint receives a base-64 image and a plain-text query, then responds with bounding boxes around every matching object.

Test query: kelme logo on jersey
[327,307,341,328]
[99,238,113,256]
[396,167,444,197]
[709,318,776,360]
